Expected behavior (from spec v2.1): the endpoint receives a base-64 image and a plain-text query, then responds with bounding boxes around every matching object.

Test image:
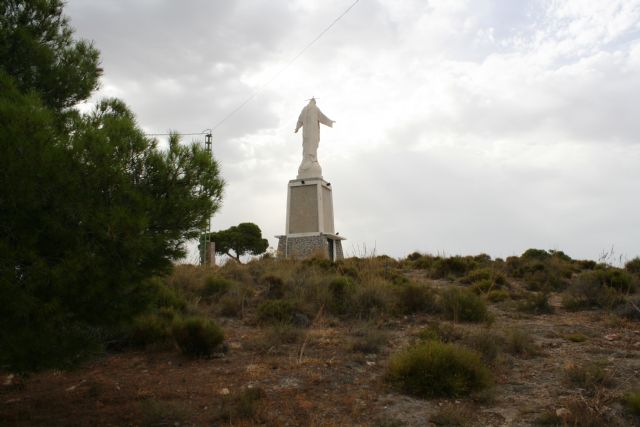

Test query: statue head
[309,97,316,106]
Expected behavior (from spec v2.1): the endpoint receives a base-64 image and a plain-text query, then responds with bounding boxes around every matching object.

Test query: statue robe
[295,102,333,160]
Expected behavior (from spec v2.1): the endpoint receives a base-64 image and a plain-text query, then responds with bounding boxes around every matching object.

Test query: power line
[143,0,359,138]
[210,0,360,132]
[144,132,205,136]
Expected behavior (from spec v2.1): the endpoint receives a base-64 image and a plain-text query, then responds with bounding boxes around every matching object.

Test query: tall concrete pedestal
[276,178,345,261]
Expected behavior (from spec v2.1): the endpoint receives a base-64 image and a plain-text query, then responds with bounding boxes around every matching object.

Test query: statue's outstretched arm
[318,110,334,128]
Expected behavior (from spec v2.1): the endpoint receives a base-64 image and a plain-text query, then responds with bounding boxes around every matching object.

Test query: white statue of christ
[294,98,334,179]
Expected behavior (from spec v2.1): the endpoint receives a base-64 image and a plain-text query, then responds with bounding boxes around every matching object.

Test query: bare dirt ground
[2,272,640,426]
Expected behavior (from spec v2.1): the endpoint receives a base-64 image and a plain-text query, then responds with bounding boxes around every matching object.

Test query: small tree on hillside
[208,223,268,263]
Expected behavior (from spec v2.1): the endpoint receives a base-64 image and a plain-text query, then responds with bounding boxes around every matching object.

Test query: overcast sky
[65,0,640,263]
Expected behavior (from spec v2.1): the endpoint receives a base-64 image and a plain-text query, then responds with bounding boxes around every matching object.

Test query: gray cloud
[64,0,640,262]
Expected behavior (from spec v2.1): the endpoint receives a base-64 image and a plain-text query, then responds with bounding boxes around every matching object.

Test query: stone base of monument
[276,177,345,261]
[276,234,344,260]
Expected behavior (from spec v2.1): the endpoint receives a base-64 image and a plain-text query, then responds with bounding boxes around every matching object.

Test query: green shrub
[201,276,234,300]
[564,332,588,343]
[386,341,492,398]
[149,278,188,311]
[626,258,640,275]
[256,299,296,324]
[217,283,253,318]
[506,252,572,291]
[577,259,597,270]
[327,276,356,315]
[262,275,286,299]
[486,289,510,302]
[624,391,640,416]
[172,316,224,357]
[464,330,503,364]
[431,256,476,279]
[128,312,174,348]
[412,254,437,270]
[417,322,462,343]
[440,288,489,322]
[406,252,422,261]
[521,248,552,261]
[517,293,554,315]
[562,271,626,310]
[395,283,436,314]
[504,329,537,357]
[594,268,635,293]
[353,280,393,319]
[462,268,507,287]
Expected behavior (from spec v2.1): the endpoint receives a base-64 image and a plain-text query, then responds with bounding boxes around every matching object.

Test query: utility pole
[200,131,215,266]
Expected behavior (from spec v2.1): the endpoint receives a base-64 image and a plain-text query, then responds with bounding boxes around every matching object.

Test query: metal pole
[200,131,213,266]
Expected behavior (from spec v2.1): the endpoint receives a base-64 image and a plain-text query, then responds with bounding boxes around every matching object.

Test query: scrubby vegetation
[386,341,492,398]
[172,316,224,357]
[3,246,640,426]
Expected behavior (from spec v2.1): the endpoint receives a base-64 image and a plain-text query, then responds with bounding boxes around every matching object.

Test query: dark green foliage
[413,255,436,270]
[406,252,422,261]
[440,287,489,322]
[506,252,574,292]
[0,2,224,371]
[0,0,101,110]
[302,256,335,270]
[625,258,640,275]
[431,256,476,279]
[517,293,554,315]
[201,276,234,300]
[461,268,506,285]
[128,311,175,348]
[504,329,537,357]
[592,268,635,293]
[624,391,640,417]
[464,330,502,364]
[327,276,355,315]
[417,322,463,343]
[151,279,188,311]
[562,271,627,310]
[386,341,492,398]
[521,248,552,261]
[262,274,286,299]
[171,316,224,357]
[577,259,597,270]
[207,222,268,263]
[353,283,392,318]
[256,299,296,324]
[486,289,510,302]
[395,283,436,314]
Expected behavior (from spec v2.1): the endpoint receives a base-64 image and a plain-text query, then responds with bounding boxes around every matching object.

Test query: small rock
[229,342,242,350]
[3,374,14,386]
[219,387,230,395]
[366,361,376,366]
[604,333,619,341]
[556,407,571,419]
